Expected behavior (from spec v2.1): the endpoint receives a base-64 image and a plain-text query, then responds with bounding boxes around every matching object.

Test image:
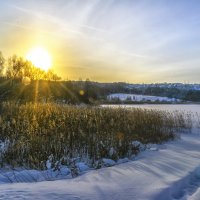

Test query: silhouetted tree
[7,55,25,79]
[5,54,61,81]
[0,51,5,77]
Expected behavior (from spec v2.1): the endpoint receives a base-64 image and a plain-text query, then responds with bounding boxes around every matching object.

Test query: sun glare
[26,47,52,71]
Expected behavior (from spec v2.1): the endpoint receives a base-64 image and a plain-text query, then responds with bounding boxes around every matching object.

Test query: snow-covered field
[1,105,200,200]
[107,93,181,102]
[0,133,200,200]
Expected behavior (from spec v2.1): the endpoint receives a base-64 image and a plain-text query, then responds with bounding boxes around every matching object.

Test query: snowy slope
[0,133,200,200]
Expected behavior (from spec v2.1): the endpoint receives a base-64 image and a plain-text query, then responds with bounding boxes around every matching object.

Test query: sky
[0,0,200,83]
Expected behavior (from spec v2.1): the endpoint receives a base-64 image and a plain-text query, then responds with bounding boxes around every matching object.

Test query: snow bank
[76,162,89,172]
[0,166,71,184]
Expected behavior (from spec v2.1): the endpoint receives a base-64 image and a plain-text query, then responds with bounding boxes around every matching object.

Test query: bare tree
[7,55,25,79]
[0,51,5,76]
[5,54,61,81]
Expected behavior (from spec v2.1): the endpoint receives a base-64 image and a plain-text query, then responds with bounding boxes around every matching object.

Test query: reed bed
[0,102,192,170]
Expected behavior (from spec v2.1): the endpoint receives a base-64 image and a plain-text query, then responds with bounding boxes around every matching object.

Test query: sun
[26,47,52,71]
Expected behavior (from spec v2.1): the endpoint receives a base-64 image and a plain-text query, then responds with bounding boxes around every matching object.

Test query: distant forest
[0,51,200,103]
[0,79,199,104]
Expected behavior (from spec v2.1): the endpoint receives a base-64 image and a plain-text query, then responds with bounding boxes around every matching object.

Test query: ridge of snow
[0,133,200,200]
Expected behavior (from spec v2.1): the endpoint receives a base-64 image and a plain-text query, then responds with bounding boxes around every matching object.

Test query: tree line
[0,51,61,81]
[0,51,199,103]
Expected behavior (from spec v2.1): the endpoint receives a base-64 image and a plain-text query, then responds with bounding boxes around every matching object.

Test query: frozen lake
[102,104,200,114]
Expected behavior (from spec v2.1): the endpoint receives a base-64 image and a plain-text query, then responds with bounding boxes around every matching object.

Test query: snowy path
[0,133,200,200]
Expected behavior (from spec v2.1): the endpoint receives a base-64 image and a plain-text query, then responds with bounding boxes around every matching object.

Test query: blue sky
[0,0,200,83]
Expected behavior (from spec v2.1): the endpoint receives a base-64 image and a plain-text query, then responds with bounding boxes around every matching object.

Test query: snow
[117,157,129,164]
[0,166,71,184]
[125,83,200,91]
[102,158,116,167]
[107,93,181,102]
[1,104,200,199]
[132,140,146,151]
[1,133,200,200]
[103,104,200,114]
[148,147,158,151]
[109,147,116,157]
[76,162,89,172]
